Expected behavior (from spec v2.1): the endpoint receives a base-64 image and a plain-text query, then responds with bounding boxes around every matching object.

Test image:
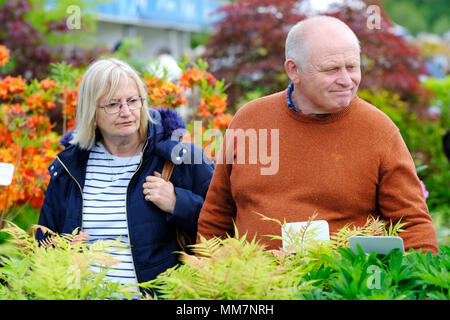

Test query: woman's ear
[284,59,301,84]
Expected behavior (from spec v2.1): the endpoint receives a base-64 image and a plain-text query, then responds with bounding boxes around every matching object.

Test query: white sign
[0,162,15,186]
[282,220,330,252]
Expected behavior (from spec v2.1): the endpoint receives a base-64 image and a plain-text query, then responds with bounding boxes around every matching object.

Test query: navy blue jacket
[36,108,214,286]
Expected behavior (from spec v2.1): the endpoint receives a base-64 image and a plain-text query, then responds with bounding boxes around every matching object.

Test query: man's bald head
[285,16,361,69]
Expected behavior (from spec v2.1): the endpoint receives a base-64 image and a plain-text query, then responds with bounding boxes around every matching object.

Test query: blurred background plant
[382,0,450,36]
[0,0,110,80]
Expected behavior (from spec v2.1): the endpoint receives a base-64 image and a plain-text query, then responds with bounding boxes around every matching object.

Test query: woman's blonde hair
[70,58,154,150]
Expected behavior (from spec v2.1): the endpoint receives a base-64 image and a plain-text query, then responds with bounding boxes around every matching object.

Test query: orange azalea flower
[145,75,161,89]
[148,79,187,109]
[45,101,56,110]
[212,112,233,130]
[0,85,7,100]
[67,117,75,130]
[209,93,227,114]
[40,78,57,91]
[179,68,205,88]
[75,75,83,86]
[0,124,10,145]
[25,93,44,110]
[0,45,10,67]
[62,88,78,128]
[0,76,26,97]
[198,101,212,118]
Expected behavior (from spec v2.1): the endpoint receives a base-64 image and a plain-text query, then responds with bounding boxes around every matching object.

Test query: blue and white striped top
[82,142,141,291]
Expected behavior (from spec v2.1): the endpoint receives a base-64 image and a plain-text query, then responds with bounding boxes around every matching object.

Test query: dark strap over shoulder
[161,159,194,254]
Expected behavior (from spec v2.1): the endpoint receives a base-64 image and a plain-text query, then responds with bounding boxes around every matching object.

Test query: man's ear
[284,59,301,84]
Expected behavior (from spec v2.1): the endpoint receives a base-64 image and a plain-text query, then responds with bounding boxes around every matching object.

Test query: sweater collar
[286,82,332,118]
[283,85,357,124]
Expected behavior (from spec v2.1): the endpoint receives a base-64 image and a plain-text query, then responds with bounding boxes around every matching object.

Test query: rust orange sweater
[197,91,439,254]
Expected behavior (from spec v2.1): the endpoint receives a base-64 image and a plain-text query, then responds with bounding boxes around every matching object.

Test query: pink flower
[420,180,429,199]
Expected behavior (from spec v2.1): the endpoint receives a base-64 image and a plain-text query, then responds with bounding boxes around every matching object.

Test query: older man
[197,16,438,254]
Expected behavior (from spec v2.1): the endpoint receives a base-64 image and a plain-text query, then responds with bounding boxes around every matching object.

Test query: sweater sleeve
[378,129,438,254]
[196,135,237,243]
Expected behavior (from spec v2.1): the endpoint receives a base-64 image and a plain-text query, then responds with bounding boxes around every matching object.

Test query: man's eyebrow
[318,59,360,69]
[346,59,360,65]
[317,63,339,70]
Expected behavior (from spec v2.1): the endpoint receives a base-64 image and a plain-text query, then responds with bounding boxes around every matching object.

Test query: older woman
[36,58,214,295]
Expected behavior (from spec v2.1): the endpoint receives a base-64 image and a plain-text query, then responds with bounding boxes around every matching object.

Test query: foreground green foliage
[1,218,448,300]
[147,239,448,300]
[146,218,449,300]
[0,224,143,300]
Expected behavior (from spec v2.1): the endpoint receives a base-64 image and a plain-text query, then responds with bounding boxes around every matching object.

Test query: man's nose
[336,69,352,87]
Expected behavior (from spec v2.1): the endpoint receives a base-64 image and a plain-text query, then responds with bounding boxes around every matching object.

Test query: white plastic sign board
[0,162,15,186]
[282,220,330,252]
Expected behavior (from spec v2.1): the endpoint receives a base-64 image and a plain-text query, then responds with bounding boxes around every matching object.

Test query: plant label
[349,236,405,255]
[0,162,14,186]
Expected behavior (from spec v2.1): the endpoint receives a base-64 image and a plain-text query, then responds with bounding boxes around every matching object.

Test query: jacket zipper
[124,140,149,284]
[56,155,84,231]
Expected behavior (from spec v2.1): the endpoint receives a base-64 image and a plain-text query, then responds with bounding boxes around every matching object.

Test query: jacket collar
[145,108,186,161]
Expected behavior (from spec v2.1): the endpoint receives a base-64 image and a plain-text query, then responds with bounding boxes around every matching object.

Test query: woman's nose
[118,102,132,116]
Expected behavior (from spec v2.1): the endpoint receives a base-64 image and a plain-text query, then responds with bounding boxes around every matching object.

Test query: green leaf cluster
[0,223,143,300]
[144,230,316,300]
[312,245,450,300]
[144,217,449,300]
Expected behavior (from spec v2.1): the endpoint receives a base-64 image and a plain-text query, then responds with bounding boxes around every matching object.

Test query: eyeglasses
[97,96,144,114]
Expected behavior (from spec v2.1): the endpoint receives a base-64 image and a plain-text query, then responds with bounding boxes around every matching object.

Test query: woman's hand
[142,171,176,214]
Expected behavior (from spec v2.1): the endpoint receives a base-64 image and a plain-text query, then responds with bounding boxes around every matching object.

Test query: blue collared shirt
[286,82,300,112]
[286,82,331,117]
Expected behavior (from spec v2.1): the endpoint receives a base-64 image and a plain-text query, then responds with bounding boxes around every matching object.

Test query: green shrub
[1,217,448,300]
[145,237,448,300]
[145,216,448,300]
[0,223,144,300]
